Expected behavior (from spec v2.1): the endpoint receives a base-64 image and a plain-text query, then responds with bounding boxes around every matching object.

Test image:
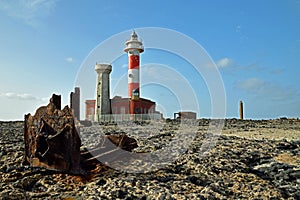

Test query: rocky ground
[0,119,299,199]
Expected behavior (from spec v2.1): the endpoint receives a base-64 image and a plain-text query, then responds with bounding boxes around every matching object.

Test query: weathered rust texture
[70,87,80,121]
[107,134,138,152]
[24,94,81,174]
[240,100,244,120]
[83,134,138,164]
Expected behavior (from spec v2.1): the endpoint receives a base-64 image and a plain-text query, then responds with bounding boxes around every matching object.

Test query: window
[120,107,126,114]
[132,89,139,97]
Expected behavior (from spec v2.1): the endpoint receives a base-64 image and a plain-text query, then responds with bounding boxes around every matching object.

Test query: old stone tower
[95,63,112,121]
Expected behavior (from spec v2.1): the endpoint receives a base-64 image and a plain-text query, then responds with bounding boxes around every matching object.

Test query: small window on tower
[132,88,139,97]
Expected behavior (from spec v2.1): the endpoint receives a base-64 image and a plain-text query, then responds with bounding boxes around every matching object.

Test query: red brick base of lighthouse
[111,96,155,115]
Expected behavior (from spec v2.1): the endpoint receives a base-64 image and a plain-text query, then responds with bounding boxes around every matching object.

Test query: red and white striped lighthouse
[124,31,144,99]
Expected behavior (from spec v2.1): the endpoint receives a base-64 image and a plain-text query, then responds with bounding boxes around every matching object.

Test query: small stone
[115,189,127,198]
[96,178,107,186]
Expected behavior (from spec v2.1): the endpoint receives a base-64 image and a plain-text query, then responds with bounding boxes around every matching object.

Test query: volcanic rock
[1,118,299,199]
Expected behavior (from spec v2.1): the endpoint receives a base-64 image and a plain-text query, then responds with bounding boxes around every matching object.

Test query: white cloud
[65,57,74,63]
[216,57,235,68]
[0,92,47,101]
[0,0,59,27]
[213,58,266,75]
[235,78,299,101]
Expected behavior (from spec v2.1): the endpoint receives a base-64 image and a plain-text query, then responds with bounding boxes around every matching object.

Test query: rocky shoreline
[0,119,299,199]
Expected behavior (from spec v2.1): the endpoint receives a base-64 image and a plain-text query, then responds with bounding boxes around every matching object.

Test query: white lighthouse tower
[124,31,144,99]
[95,63,112,122]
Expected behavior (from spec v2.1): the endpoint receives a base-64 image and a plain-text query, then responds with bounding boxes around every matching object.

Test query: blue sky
[0,0,299,120]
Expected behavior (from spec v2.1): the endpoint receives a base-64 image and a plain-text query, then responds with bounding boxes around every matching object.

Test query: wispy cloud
[235,78,265,91]
[215,57,263,71]
[270,68,285,75]
[0,92,48,102]
[65,57,74,63]
[216,57,235,68]
[215,57,286,80]
[0,0,59,27]
[235,77,299,101]
[235,25,249,42]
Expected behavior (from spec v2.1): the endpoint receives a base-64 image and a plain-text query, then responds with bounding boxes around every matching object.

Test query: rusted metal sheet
[24,94,81,174]
[23,94,139,174]
[83,134,138,163]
